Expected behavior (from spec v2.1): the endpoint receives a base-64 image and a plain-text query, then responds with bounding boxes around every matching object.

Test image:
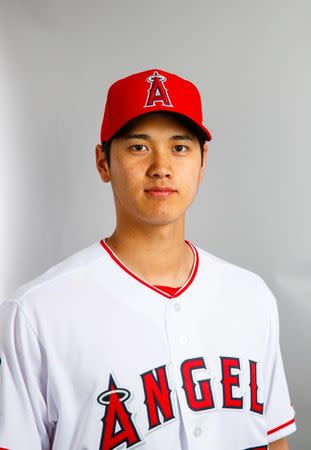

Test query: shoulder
[194,243,278,310]
[1,240,104,313]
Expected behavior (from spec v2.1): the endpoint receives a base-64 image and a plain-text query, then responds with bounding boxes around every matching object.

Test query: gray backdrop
[1,0,310,448]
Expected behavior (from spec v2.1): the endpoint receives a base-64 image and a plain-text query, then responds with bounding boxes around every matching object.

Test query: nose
[147,150,173,179]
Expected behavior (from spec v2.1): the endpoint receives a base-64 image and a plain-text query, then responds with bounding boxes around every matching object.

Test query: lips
[144,187,177,197]
[145,187,176,192]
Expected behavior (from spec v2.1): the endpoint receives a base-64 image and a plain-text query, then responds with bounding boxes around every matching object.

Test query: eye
[174,145,188,152]
[130,144,147,152]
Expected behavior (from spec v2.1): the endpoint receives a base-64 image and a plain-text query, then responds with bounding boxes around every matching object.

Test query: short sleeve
[263,287,297,443]
[0,301,53,450]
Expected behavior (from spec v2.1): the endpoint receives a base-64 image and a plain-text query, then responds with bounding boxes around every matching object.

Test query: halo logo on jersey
[144,71,173,108]
[97,374,142,450]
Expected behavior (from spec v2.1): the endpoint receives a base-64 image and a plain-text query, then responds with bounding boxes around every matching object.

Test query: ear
[199,142,208,182]
[95,144,111,183]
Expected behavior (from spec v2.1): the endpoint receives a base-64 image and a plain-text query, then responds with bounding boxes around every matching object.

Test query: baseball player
[0,68,297,450]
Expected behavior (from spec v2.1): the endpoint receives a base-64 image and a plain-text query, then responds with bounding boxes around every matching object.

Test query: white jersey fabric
[0,238,297,450]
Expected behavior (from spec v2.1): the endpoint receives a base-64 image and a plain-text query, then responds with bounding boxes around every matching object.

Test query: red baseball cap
[100,68,212,143]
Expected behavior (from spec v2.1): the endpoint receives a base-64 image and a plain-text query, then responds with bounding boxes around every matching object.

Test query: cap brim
[167,112,212,142]
[105,109,212,143]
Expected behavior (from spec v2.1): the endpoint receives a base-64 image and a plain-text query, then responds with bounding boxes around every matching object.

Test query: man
[0,68,297,449]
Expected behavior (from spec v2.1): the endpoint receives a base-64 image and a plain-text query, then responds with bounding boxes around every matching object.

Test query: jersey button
[173,303,181,312]
[179,335,188,344]
[194,426,202,437]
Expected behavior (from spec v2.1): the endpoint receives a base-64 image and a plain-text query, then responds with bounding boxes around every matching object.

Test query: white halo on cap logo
[144,71,173,108]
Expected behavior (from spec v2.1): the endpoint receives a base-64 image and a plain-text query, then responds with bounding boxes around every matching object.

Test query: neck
[105,220,194,287]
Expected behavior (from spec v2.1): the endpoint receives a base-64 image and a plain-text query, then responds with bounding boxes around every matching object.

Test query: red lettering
[181,357,215,411]
[220,357,243,409]
[140,365,175,430]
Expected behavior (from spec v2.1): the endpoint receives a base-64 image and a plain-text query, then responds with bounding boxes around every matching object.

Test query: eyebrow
[123,133,194,142]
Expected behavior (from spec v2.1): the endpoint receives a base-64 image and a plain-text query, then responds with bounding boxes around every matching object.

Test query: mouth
[144,188,177,197]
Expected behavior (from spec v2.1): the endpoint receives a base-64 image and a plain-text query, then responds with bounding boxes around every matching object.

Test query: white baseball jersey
[0,238,297,450]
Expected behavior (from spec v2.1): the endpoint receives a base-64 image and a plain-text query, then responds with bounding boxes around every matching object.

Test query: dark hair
[101,111,207,169]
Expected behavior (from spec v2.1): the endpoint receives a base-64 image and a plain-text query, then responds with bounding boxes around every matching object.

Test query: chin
[138,211,185,226]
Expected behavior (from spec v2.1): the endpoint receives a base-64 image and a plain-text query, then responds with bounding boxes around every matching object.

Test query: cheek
[122,165,142,186]
[111,163,143,195]
[179,165,201,194]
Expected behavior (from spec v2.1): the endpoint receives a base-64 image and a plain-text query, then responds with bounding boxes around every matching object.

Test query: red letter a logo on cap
[145,71,173,108]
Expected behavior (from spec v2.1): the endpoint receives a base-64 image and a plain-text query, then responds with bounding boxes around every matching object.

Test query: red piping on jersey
[99,238,199,299]
[267,418,295,435]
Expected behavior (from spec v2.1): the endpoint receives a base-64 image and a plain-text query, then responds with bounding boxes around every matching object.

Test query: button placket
[165,298,211,448]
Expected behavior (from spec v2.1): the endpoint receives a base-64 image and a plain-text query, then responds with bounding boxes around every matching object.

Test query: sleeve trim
[267,418,295,435]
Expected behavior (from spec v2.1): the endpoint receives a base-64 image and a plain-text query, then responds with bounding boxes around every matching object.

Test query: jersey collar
[99,238,199,299]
